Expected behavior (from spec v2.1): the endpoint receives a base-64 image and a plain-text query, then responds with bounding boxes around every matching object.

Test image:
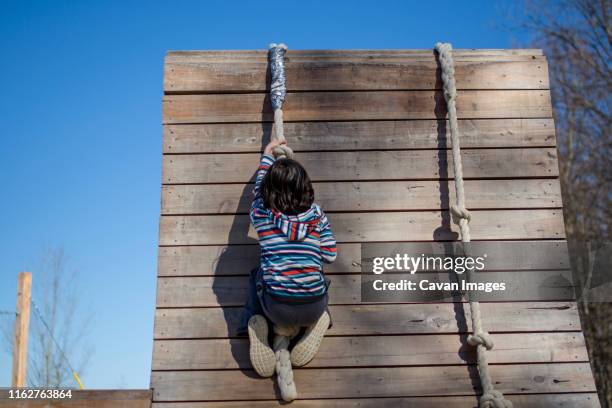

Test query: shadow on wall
[211,69,284,397]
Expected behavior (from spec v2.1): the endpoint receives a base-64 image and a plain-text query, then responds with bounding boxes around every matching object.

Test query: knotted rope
[268,43,294,159]
[269,42,299,402]
[273,325,300,401]
[435,42,512,408]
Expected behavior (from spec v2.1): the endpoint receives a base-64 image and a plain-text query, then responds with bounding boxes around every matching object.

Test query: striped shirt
[250,154,337,298]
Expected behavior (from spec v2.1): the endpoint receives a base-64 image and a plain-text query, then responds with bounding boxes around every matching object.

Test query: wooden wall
[151,49,599,407]
[0,390,151,408]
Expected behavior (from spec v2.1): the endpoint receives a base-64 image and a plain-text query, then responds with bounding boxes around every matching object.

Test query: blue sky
[0,0,530,389]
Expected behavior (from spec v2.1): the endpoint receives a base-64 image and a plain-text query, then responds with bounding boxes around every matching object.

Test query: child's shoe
[290,311,330,367]
[248,315,276,377]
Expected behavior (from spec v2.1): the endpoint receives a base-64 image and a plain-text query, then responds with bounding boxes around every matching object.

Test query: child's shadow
[211,85,279,388]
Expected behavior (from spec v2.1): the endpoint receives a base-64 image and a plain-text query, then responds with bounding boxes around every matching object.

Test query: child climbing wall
[242,137,335,401]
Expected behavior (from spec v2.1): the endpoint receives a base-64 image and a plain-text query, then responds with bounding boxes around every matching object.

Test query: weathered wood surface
[163,90,552,124]
[165,50,545,66]
[12,272,32,388]
[154,302,581,339]
[165,59,549,92]
[152,393,601,408]
[151,363,595,401]
[163,149,559,184]
[157,241,571,277]
[152,49,594,406]
[152,332,587,370]
[156,270,575,307]
[168,49,544,56]
[162,179,562,214]
[164,119,556,153]
[0,390,152,408]
[159,209,565,245]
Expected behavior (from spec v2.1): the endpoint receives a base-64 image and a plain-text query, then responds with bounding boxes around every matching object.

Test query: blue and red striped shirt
[250,154,337,298]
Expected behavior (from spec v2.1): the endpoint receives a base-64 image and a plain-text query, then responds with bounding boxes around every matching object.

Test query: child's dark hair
[261,158,314,215]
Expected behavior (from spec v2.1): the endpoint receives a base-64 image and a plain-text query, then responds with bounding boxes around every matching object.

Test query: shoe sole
[290,312,330,367]
[248,315,276,377]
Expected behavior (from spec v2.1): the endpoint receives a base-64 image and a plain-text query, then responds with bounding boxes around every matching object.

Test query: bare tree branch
[518,1,611,406]
[0,248,94,388]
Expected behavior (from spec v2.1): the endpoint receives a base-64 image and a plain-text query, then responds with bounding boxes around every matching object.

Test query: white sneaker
[290,311,330,367]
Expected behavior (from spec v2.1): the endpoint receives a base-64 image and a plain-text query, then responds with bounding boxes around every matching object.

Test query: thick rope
[435,42,512,408]
[268,43,294,159]
[268,42,299,402]
[273,325,300,401]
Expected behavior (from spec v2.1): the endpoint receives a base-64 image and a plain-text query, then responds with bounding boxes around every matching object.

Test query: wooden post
[12,272,32,388]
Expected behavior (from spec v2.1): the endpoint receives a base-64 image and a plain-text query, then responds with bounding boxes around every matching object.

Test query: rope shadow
[432,90,482,396]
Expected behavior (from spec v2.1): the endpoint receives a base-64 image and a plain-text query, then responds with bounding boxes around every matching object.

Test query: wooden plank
[163,149,559,184]
[165,60,549,92]
[155,270,575,307]
[152,393,601,408]
[152,332,587,370]
[158,209,565,245]
[161,179,562,214]
[167,49,545,56]
[0,390,152,408]
[12,272,31,387]
[154,302,581,339]
[150,363,595,401]
[163,119,556,153]
[157,241,570,277]
[165,49,545,63]
[162,90,552,124]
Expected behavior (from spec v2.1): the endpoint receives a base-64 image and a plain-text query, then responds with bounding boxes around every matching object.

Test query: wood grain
[163,119,556,153]
[163,148,559,184]
[152,332,587,370]
[152,393,601,408]
[151,363,595,401]
[162,90,552,124]
[157,241,570,277]
[154,302,581,339]
[12,272,31,387]
[165,60,549,92]
[159,209,565,245]
[165,49,545,63]
[155,270,575,307]
[152,48,593,406]
[161,179,562,214]
[0,390,152,408]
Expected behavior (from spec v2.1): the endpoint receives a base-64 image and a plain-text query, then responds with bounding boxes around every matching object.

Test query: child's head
[261,158,314,215]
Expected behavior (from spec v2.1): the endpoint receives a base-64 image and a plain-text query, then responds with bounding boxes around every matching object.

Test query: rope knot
[480,390,513,408]
[273,144,294,160]
[467,332,494,350]
[450,204,471,224]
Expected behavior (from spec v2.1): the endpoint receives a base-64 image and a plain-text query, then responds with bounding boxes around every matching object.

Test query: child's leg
[237,267,266,335]
[239,268,276,377]
[260,290,331,367]
[290,297,331,367]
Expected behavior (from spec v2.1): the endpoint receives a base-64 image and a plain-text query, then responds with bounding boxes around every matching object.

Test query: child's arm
[319,212,337,263]
[250,154,274,223]
[250,140,286,223]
